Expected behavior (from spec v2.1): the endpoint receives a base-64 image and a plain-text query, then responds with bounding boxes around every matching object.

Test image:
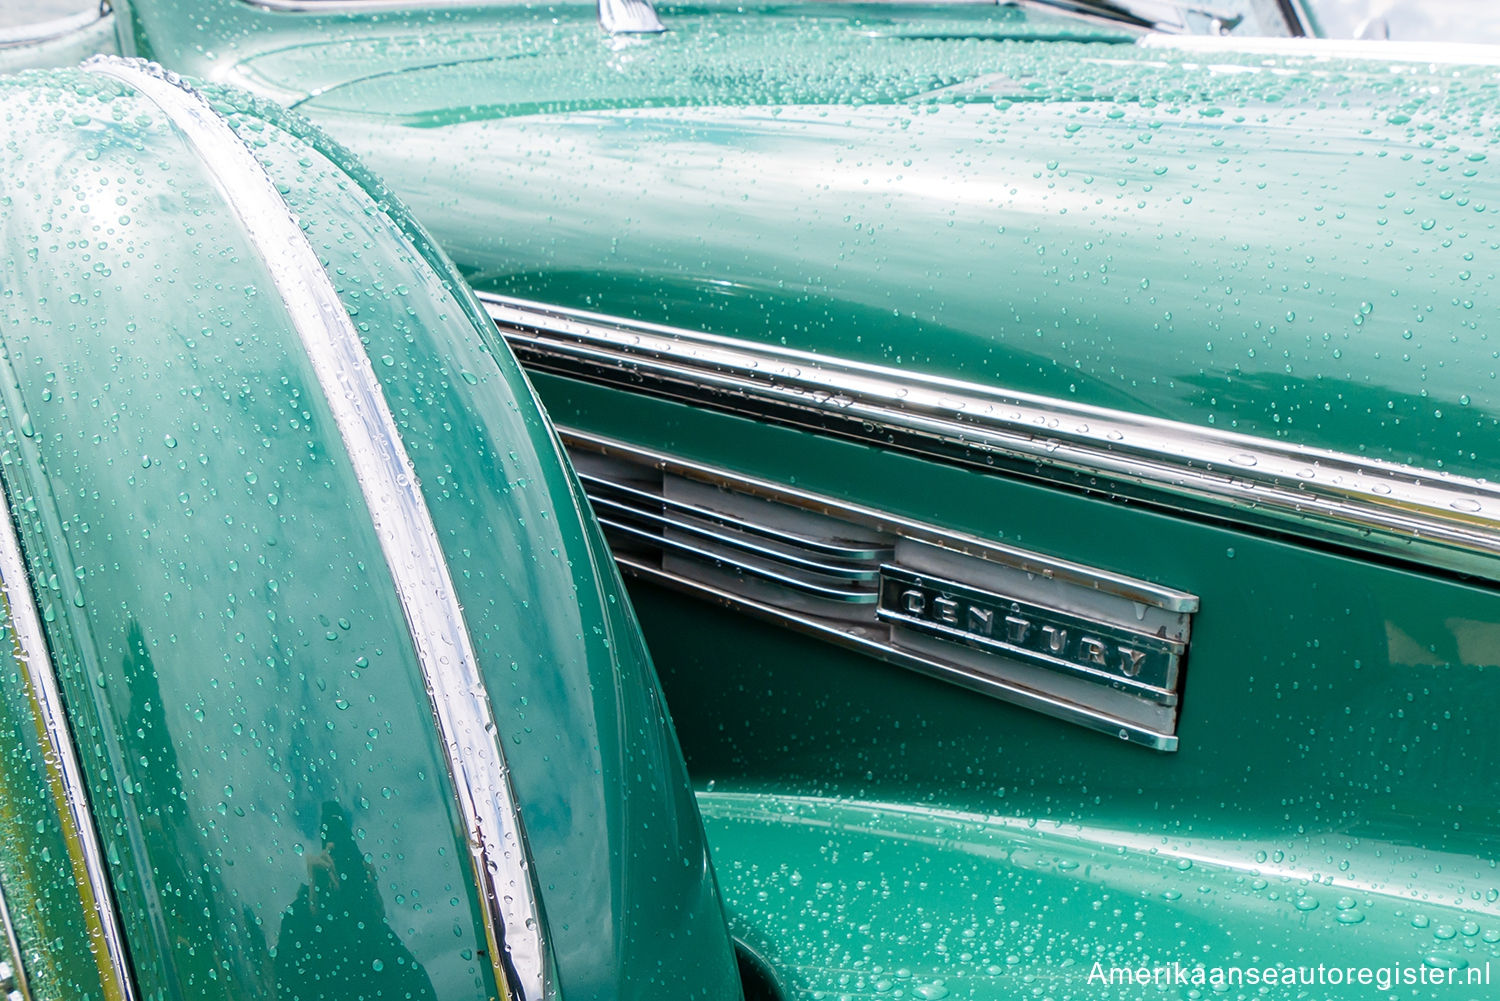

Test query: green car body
[0,61,740,1001]
[2,0,1500,998]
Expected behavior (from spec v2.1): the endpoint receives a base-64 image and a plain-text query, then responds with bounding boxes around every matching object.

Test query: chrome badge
[877,565,1184,705]
[562,430,1199,750]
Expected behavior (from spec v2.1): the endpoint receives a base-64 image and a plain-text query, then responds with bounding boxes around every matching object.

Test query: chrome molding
[0,877,31,1001]
[598,0,665,33]
[241,0,668,33]
[563,428,1197,750]
[241,0,495,10]
[1138,33,1500,66]
[483,293,1500,586]
[0,3,109,48]
[84,59,550,1001]
[580,473,893,561]
[0,453,134,1001]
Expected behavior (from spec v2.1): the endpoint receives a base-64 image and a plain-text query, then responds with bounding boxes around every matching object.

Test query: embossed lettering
[934,595,960,626]
[1079,637,1108,666]
[878,568,1184,699]
[966,606,994,637]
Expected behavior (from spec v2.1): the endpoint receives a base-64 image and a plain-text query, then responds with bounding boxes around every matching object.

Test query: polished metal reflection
[83,58,550,1001]
[0,460,134,1001]
[876,565,1183,703]
[619,555,1182,750]
[564,428,1195,750]
[599,514,881,602]
[241,0,498,10]
[0,2,111,48]
[0,866,33,1001]
[484,293,1500,586]
[240,0,668,31]
[579,472,893,561]
[1139,32,1500,65]
[590,493,883,580]
[598,0,665,34]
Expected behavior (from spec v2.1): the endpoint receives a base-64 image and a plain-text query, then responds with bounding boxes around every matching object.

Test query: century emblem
[876,566,1184,703]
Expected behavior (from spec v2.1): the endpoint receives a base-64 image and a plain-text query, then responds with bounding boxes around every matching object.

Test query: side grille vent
[571,453,894,618]
[565,430,1197,752]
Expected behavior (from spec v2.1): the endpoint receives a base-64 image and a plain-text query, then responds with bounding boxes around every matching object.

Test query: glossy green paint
[0,627,115,1001]
[13,2,1500,997]
[110,1,1495,478]
[540,376,1500,998]
[700,789,1500,1000]
[0,70,739,1000]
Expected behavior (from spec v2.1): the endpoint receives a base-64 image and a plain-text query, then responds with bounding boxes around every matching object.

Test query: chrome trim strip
[241,0,494,10]
[240,0,668,32]
[599,516,879,602]
[598,0,665,33]
[579,472,892,560]
[0,458,134,1001]
[564,428,1199,613]
[592,496,881,581]
[562,428,1193,750]
[0,4,109,48]
[1137,33,1500,66]
[83,59,550,1001]
[616,554,1178,751]
[0,865,34,1001]
[485,293,1500,586]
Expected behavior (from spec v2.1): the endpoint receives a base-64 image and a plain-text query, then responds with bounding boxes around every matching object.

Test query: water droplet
[1424,953,1467,970]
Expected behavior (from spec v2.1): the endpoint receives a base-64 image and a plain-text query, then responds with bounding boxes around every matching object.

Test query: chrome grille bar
[578,472,892,560]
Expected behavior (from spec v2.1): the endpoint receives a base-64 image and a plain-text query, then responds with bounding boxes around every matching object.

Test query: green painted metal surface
[700,789,1499,1000]
[312,41,1500,478]
[542,376,1500,998]
[0,619,116,1001]
[9,1,1500,997]
[122,1,1497,477]
[0,69,739,1000]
